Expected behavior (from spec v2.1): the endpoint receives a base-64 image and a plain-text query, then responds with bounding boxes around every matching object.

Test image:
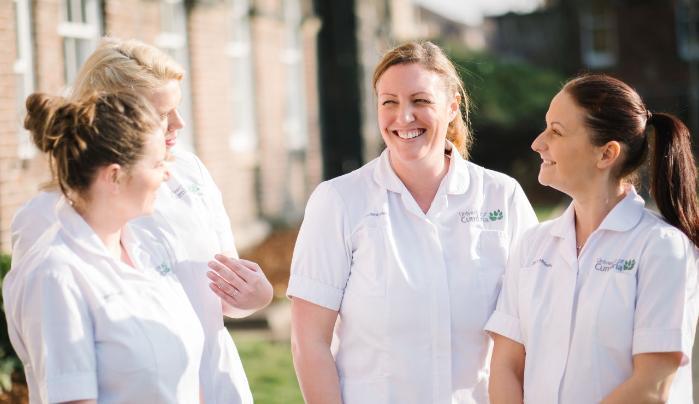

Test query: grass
[232,332,304,404]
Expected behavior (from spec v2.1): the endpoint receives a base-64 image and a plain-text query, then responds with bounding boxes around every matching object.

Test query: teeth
[395,129,424,139]
[542,160,556,166]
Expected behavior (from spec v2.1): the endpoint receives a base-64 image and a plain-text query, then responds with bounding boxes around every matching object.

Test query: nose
[397,104,415,125]
[531,130,546,152]
[168,109,185,132]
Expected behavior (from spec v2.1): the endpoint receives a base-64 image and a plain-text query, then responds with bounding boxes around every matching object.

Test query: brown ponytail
[24,91,160,199]
[564,74,699,247]
[648,112,699,246]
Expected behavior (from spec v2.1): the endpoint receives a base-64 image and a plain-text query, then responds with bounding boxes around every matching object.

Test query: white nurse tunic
[485,187,699,403]
[288,146,538,404]
[9,147,252,404]
[4,197,204,403]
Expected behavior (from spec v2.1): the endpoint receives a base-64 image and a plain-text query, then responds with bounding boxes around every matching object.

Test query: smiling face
[147,80,184,149]
[531,90,603,196]
[376,63,459,169]
[120,127,170,218]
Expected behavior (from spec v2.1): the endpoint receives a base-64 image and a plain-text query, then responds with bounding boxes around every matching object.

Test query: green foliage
[0,254,21,392]
[233,332,303,404]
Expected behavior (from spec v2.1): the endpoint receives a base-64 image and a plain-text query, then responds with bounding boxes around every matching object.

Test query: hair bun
[24,93,65,153]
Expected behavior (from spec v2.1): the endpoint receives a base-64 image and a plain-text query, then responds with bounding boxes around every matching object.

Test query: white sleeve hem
[287,274,344,311]
[47,371,98,403]
[632,327,689,366]
[484,310,523,344]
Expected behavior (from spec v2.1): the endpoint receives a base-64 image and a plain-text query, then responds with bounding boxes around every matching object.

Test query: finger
[208,260,247,287]
[213,255,257,282]
[207,271,241,299]
[238,259,261,272]
[209,283,236,305]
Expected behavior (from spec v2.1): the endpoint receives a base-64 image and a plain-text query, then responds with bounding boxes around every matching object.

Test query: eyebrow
[379,92,434,97]
[551,121,566,131]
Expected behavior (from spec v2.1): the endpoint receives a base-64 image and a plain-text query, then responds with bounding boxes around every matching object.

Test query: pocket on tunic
[341,377,388,404]
[96,298,156,373]
[348,219,389,297]
[596,272,635,352]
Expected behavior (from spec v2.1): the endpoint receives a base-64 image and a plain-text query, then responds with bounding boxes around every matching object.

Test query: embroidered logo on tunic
[458,209,504,223]
[155,262,172,276]
[187,184,203,196]
[594,258,636,272]
[170,183,204,199]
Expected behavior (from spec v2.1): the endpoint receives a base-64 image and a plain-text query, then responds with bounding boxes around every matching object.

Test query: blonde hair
[25,91,160,198]
[372,41,472,158]
[71,37,184,100]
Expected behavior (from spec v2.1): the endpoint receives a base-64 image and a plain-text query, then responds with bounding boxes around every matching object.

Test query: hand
[207,254,274,318]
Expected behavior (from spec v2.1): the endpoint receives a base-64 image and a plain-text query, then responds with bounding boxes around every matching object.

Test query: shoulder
[637,210,694,259]
[11,191,61,231]
[462,160,521,196]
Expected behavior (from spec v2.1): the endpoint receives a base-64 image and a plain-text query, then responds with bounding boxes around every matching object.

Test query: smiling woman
[287,41,538,404]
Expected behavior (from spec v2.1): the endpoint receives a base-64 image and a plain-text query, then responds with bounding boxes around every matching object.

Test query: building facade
[0,0,324,252]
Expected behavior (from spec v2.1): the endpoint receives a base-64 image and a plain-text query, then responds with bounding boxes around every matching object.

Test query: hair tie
[646,110,653,121]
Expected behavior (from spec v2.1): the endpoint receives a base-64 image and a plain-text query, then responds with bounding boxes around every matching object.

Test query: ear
[596,141,622,170]
[449,93,461,121]
[95,163,124,193]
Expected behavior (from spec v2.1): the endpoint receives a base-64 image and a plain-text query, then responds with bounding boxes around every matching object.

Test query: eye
[381,100,397,106]
[414,98,433,104]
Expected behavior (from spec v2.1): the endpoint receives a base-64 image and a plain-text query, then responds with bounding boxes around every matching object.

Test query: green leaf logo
[623,259,635,271]
[489,209,503,221]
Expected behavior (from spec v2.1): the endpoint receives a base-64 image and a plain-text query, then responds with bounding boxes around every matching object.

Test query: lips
[393,128,425,140]
[165,135,177,148]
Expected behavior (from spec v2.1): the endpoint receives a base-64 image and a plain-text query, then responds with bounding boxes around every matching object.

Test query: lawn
[233,331,304,404]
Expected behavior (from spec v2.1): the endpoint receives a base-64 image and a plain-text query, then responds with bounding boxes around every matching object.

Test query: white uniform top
[485,187,699,404]
[9,147,252,404]
[287,147,538,404]
[3,197,204,404]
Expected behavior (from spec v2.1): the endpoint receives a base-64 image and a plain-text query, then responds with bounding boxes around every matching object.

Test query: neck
[77,201,126,261]
[571,182,626,246]
[390,150,449,213]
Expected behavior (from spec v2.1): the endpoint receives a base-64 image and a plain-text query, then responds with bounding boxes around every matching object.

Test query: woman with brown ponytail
[3,92,205,403]
[486,74,699,403]
[287,41,537,403]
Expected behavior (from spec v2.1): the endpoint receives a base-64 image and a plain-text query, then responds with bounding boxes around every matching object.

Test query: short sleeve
[632,230,699,366]
[287,182,351,311]
[194,155,238,257]
[506,182,538,251]
[10,192,61,269]
[25,269,97,402]
[484,237,526,344]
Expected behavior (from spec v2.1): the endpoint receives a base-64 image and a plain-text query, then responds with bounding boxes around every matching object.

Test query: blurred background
[0,0,697,402]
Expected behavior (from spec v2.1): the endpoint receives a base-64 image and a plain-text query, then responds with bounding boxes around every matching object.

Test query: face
[531,90,601,195]
[120,127,170,218]
[376,63,458,168]
[147,80,184,149]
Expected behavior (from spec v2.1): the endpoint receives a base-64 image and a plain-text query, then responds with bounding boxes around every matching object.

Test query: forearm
[291,341,342,404]
[489,365,524,404]
[602,375,670,404]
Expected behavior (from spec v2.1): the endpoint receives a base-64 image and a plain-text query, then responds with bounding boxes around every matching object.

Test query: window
[58,0,101,84]
[226,0,258,152]
[13,0,36,160]
[282,0,308,152]
[676,0,699,61]
[579,3,617,68]
[156,0,195,151]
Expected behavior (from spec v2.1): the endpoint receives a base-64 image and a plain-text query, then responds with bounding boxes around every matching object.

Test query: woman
[288,41,538,403]
[9,37,270,404]
[4,91,204,403]
[486,74,699,403]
